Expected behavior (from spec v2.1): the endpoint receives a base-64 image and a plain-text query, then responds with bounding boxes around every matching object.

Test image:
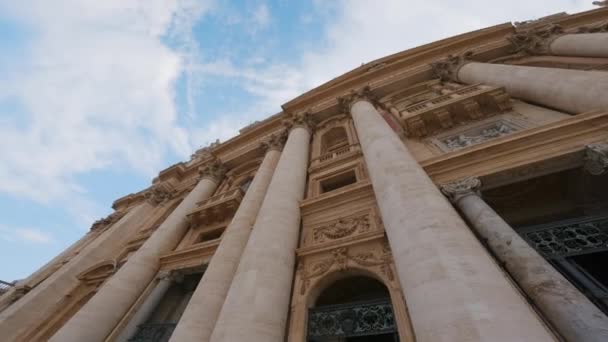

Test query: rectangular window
[320,170,357,194]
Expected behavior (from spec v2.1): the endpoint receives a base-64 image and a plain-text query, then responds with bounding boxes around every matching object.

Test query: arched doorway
[307,276,399,342]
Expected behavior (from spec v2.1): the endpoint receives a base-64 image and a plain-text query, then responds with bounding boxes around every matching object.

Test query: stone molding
[440,177,482,203]
[337,86,380,113]
[198,159,227,183]
[584,142,608,175]
[5,284,32,305]
[260,130,288,152]
[577,19,608,33]
[297,242,393,295]
[282,111,316,134]
[89,211,125,232]
[508,24,564,55]
[430,51,474,82]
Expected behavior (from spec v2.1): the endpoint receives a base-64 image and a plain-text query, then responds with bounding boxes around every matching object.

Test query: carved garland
[311,214,371,244]
[297,242,394,295]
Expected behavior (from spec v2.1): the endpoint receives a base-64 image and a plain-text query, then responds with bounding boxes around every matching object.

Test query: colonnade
[2,27,608,342]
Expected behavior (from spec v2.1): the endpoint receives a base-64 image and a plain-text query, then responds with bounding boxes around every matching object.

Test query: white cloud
[0,225,54,244]
[252,3,271,30]
[0,0,212,216]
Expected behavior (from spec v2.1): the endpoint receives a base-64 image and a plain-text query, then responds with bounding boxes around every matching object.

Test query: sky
[0,0,597,281]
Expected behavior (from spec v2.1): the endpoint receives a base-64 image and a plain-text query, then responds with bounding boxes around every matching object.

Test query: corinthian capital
[430,51,474,82]
[198,158,227,183]
[508,24,563,55]
[337,85,379,113]
[440,177,481,202]
[144,185,174,206]
[260,130,288,152]
[584,142,608,176]
[282,111,315,134]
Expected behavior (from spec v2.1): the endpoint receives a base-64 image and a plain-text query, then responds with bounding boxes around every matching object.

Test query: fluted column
[50,160,225,342]
[0,200,157,341]
[442,177,608,342]
[115,271,175,341]
[170,134,284,342]
[210,114,312,342]
[345,93,554,341]
[431,55,608,114]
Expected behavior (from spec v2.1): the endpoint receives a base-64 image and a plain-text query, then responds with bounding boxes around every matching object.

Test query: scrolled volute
[508,24,563,55]
[198,158,227,182]
[440,177,481,203]
[430,51,474,82]
[337,85,379,113]
[282,111,316,134]
[260,130,288,152]
[143,185,174,206]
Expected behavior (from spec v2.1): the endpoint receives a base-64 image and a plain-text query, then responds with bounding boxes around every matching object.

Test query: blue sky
[0,0,596,281]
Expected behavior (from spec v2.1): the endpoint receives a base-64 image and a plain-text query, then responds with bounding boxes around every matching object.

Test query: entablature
[188,187,244,226]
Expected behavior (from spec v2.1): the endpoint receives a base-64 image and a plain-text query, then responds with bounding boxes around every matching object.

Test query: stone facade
[3,6,608,342]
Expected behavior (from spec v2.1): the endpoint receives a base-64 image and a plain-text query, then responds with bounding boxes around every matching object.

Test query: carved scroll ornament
[311,215,371,244]
[198,159,227,183]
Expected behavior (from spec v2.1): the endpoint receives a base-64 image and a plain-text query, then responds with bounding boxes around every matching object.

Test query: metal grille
[307,298,396,339]
[520,216,608,259]
[0,280,14,295]
[128,323,176,342]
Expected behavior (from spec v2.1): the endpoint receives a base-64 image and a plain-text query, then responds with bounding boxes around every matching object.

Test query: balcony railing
[128,323,176,342]
[397,84,511,138]
[308,298,397,340]
[311,144,360,168]
[0,280,14,295]
[519,216,608,259]
[188,188,244,225]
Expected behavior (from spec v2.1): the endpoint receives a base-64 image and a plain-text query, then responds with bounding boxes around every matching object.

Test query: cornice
[301,181,374,216]
[421,110,608,184]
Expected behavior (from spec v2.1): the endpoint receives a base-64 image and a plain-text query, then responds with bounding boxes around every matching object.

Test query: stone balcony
[396,84,512,138]
[188,187,244,225]
[310,144,361,170]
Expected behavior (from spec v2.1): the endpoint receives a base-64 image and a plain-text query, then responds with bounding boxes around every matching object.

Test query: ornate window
[321,126,349,155]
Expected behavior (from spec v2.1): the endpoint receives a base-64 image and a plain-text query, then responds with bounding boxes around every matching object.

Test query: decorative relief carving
[143,185,174,206]
[311,214,371,244]
[584,142,608,176]
[298,244,393,295]
[430,51,474,82]
[283,111,316,134]
[508,24,563,55]
[337,86,380,113]
[577,20,608,33]
[440,177,481,203]
[90,210,125,232]
[260,130,288,152]
[437,121,518,151]
[190,139,220,162]
[5,284,32,304]
[198,159,227,182]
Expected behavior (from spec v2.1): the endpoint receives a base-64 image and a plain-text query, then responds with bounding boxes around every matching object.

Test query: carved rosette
[260,130,288,152]
[508,24,563,55]
[198,159,227,183]
[90,211,126,232]
[337,85,379,114]
[282,111,316,134]
[430,51,474,82]
[297,244,394,295]
[143,185,173,206]
[440,177,481,203]
[584,142,608,176]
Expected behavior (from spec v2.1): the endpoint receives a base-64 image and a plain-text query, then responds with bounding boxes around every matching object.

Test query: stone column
[441,177,608,342]
[0,200,157,341]
[210,114,312,342]
[431,54,608,114]
[169,135,284,342]
[344,92,554,341]
[115,271,175,342]
[49,160,225,342]
[509,24,608,58]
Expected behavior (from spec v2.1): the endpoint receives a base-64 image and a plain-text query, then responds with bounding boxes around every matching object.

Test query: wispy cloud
[252,3,271,30]
[0,225,55,244]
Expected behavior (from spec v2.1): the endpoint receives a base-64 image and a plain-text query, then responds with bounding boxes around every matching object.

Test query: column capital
[508,24,563,55]
[337,85,379,113]
[198,159,227,183]
[430,51,474,82]
[260,130,288,152]
[158,270,183,283]
[282,111,315,135]
[143,184,174,206]
[440,177,481,203]
[584,142,608,176]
